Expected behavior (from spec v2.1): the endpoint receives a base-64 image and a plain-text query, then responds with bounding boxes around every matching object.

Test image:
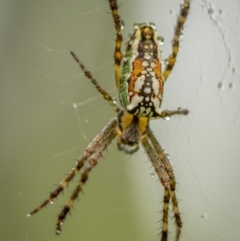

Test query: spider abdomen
[120,23,164,118]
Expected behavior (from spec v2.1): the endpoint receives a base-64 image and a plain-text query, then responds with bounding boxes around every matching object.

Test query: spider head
[117,110,149,153]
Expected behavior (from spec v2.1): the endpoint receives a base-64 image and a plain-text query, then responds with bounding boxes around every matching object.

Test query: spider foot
[160,107,189,120]
[56,219,64,235]
[56,225,62,235]
[177,107,189,115]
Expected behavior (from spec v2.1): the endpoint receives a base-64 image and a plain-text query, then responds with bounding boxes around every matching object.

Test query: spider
[28,1,190,240]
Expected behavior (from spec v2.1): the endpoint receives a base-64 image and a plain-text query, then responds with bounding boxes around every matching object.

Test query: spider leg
[56,119,118,234]
[108,0,123,89]
[159,108,189,120]
[163,0,190,82]
[141,135,171,241]
[70,51,120,113]
[28,118,117,217]
[146,129,182,241]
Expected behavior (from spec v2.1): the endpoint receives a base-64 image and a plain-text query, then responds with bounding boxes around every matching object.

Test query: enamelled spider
[28,1,190,240]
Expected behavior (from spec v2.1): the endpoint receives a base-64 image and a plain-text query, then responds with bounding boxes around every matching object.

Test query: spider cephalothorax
[117,109,149,153]
[29,1,190,240]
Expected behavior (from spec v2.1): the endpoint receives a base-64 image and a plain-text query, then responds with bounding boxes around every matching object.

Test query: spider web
[1,0,240,241]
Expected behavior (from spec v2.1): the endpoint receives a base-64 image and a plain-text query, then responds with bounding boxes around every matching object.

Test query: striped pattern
[146,128,182,241]
[70,51,120,113]
[163,0,191,82]
[109,0,123,89]
[28,119,117,234]
[56,119,117,234]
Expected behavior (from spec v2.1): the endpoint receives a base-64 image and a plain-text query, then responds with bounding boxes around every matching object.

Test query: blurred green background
[1,1,240,241]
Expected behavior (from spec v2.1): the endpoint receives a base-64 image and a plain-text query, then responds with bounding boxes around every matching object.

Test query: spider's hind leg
[108,0,123,90]
[163,0,190,82]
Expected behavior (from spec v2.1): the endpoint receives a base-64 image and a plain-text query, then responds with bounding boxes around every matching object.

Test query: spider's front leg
[28,118,118,232]
[147,129,182,241]
[55,118,118,234]
[141,135,172,241]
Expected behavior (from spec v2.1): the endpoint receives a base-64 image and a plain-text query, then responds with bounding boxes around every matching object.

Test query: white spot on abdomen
[127,94,144,111]
[142,61,149,67]
[134,76,145,92]
[151,96,161,115]
[152,76,159,95]
[144,87,151,94]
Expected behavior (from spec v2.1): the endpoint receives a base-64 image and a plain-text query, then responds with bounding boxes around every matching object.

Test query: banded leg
[141,136,171,241]
[163,0,190,81]
[160,108,189,119]
[147,129,182,241]
[28,118,118,216]
[56,120,118,234]
[70,51,120,113]
[108,0,123,89]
